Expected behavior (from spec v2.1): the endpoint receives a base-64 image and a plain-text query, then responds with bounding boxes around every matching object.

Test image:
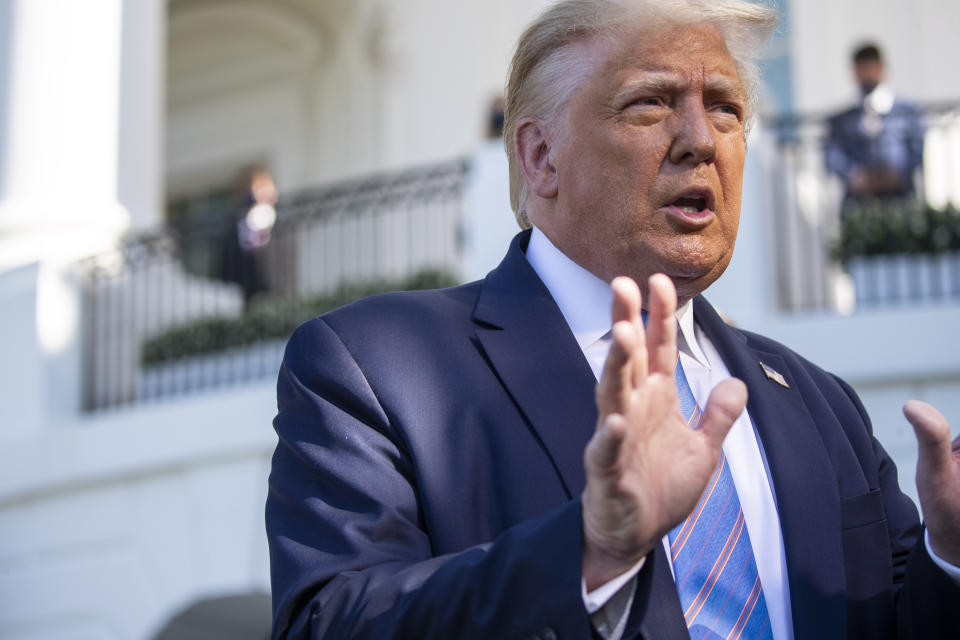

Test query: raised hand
[903,401,960,566]
[581,274,748,590]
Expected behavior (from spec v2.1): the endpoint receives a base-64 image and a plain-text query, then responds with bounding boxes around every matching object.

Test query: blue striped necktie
[667,355,772,640]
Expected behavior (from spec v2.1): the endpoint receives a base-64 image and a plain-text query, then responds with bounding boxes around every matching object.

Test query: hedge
[835,201,960,261]
[141,269,458,366]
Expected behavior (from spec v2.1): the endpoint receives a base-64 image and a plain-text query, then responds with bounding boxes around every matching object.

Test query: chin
[660,255,731,300]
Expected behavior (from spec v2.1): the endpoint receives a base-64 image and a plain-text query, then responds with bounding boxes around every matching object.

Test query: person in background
[220,166,278,304]
[825,43,926,213]
[486,95,506,140]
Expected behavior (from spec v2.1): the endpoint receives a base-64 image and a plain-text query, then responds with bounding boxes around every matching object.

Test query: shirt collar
[525,226,710,368]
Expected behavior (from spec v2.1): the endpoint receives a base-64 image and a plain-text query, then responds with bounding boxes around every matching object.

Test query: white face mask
[863,84,895,118]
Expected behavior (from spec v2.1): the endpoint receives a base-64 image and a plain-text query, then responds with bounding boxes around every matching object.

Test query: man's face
[533,24,748,303]
[854,59,884,94]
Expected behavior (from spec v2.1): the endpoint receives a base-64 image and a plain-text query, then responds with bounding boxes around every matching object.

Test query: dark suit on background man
[825,99,925,199]
[267,231,960,639]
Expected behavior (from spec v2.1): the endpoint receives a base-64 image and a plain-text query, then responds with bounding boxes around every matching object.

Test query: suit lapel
[472,231,598,497]
[474,234,688,638]
[694,297,846,639]
[471,242,853,636]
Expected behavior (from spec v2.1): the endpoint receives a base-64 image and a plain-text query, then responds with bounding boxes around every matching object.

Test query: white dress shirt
[524,226,960,639]
[526,226,794,639]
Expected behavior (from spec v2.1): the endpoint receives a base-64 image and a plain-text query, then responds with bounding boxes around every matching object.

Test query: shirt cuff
[925,530,960,584]
[581,556,646,613]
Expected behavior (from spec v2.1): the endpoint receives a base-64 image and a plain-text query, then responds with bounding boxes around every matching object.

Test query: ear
[514,117,559,200]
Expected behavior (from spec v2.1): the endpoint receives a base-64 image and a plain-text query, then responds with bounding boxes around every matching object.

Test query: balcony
[78,159,468,412]
[763,101,960,312]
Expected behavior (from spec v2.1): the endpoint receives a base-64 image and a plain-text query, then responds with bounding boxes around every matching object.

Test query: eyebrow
[612,72,684,102]
[703,75,747,100]
[612,71,746,103]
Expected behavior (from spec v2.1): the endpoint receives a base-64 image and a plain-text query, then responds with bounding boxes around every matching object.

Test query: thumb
[699,378,748,450]
[904,400,952,475]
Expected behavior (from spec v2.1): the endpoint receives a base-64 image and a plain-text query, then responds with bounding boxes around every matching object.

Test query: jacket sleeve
[824,113,855,179]
[265,318,594,639]
[834,376,960,639]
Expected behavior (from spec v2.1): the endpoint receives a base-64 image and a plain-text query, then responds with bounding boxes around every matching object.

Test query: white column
[0,0,165,272]
[118,0,166,233]
[0,0,166,427]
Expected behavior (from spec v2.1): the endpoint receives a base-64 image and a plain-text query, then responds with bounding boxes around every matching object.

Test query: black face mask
[490,110,505,134]
[859,81,879,95]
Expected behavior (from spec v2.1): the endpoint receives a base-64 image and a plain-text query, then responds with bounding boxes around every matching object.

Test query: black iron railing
[80,159,468,412]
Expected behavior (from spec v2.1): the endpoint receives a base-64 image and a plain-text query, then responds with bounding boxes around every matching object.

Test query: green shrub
[141,269,458,366]
[834,202,960,261]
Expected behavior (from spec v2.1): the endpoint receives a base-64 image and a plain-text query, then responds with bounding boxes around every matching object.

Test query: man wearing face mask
[825,43,926,212]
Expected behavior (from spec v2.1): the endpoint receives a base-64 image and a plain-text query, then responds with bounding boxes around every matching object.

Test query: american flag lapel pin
[759,361,790,388]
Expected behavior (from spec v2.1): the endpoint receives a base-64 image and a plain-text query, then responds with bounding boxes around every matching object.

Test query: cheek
[723,208,741,247]
[716,151,744,243]
[718,186,742,245]
[605,127,669,172]
[719,145,746,210]
[722,177,742,220]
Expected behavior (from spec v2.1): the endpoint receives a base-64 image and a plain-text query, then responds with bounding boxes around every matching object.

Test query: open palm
[582,275,747,589]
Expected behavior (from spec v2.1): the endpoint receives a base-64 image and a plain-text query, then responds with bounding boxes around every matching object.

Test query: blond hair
[503,0,778,228]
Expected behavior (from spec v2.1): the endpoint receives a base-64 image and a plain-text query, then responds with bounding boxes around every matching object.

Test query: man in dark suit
[825,43,926,211]
[266,1,960,638]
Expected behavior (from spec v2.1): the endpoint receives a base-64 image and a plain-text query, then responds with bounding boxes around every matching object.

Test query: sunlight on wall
[924,116,960,210]
[36,262,78,355]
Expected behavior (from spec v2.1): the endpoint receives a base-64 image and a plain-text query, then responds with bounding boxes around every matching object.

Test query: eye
[712,103,742,119]
[630,96,667,108]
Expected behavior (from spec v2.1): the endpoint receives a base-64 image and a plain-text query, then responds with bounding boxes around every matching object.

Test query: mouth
[663,188,716,228]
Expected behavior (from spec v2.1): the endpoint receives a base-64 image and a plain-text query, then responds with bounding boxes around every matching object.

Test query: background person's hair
[502,0,778,228]
[853,43,883,65]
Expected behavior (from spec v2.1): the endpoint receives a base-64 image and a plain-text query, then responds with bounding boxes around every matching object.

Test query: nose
[668,101,716,166]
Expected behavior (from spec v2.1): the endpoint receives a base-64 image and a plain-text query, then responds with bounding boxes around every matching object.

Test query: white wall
[0,264,44,434]
[373,0,546,170]
[165,0,549,198]
[461,140,521,282]
[790,0,960,113]
[0,382,277,640]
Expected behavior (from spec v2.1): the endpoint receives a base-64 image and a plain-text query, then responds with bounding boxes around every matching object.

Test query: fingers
[904,400,953,475]
[645,274,678,376]
[598,274,680,417]
[596,320,640,416]
[903,401,960,565]
[699,378,748,450]
[611,277,647,386]
[611,276,641,324]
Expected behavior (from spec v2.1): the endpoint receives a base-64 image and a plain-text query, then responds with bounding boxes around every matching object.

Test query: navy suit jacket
[267,231,959,639]
[824,97,925,198]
